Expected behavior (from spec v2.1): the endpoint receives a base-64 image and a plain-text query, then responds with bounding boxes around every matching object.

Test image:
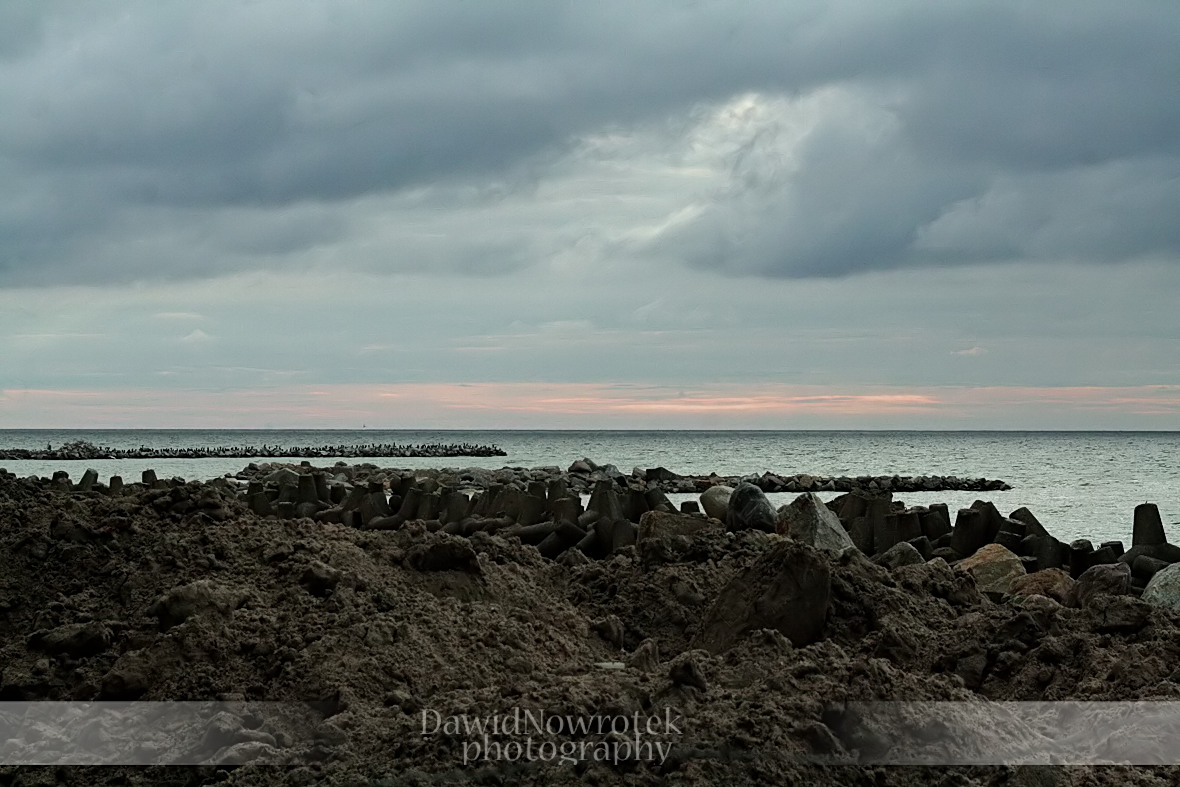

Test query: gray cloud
[0,1,1177,285]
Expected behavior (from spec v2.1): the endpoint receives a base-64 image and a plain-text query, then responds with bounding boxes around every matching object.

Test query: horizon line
[3,427,1179,434]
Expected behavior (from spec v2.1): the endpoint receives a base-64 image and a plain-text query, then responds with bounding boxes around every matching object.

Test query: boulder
[1066,562,1131,609]
[699,485,734,521]
[637,510,716,541]
[568,459,596,474]
[692,540,830,652]
[776,492,854,552]
[725,482,777,533]
[1142,563,1180,613]
[873,541,925,570]
[1133,503,1167,547]
[957,543,1026,599]
[1007,569,1075,604]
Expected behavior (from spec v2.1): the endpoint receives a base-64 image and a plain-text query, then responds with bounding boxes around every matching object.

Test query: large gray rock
[699,485,733,521]
[957,543,1026,599]
[1008,569,1075,604]
[1142,563,1180,613]
[725,482,777,533]
[1066,562,1131,608]
[692,540,830,652]
[777,492,854,552]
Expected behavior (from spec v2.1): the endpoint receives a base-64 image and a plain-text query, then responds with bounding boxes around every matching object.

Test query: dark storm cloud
[0,0,1177,284]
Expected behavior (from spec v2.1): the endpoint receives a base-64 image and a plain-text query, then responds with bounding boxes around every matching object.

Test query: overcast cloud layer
[1,1,1178,428]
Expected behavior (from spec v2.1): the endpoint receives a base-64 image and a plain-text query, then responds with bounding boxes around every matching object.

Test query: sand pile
[2,468,1180,785]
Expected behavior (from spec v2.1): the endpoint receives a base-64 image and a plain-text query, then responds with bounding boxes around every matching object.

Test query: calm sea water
[1,429,1177,545]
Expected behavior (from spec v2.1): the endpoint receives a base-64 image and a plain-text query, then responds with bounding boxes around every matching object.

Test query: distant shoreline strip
[0,443,507,460]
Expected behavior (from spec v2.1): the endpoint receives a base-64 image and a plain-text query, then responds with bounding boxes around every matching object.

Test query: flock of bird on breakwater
[0,440,507,461]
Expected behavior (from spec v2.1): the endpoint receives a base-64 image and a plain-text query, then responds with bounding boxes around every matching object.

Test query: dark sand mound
[2,469,1179,785]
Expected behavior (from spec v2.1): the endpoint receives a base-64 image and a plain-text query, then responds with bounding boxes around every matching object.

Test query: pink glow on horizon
[2,383,1179,428]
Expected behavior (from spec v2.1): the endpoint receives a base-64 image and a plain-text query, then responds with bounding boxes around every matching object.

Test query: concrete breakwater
[9,458,1177,611]
[0,440,506,461]
[274,457,1009,495]
[229,458,1009,496]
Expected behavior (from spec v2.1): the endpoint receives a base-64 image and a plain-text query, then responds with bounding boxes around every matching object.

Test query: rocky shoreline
[1,460,1178,785]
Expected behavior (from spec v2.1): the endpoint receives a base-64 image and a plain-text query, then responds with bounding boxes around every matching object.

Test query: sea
[1,429,1177,546]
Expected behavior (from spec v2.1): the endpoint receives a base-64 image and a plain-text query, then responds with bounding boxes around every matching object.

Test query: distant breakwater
[0,441,507,461]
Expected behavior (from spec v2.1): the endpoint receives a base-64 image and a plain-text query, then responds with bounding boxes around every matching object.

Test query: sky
[1,0,1178,429]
